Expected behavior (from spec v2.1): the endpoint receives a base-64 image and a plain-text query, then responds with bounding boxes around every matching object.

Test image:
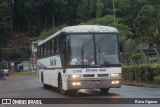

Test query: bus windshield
[67,33,119,66]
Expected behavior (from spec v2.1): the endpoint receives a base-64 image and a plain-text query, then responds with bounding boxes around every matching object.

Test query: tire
[59,75,67,95]
[41,73,48,88]
[100,88,109,94]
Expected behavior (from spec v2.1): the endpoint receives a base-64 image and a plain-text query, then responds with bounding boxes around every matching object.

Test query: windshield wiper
[81,45,84,65]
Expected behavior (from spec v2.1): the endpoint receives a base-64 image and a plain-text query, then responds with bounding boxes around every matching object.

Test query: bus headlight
[72,82,81,86]
[111,73,121,77]
[111,80,120,84]
[68,74,81,78]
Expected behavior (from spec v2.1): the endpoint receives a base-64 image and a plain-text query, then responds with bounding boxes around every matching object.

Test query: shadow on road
[42,85,122,98]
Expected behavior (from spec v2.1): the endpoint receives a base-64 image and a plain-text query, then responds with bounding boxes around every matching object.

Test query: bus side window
[49,40,52,55]
[51,39,54,54]
[46,42,50,56]
[40,46,43,58]
[44,44,46,56]
[54,37,59,53]
[61,35,66,53]
[39,46,41,58]
[42,45,45,57]
[37,47,39,59]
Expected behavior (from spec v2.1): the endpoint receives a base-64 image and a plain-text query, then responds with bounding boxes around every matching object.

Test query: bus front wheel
[41,73,48,88]
[100,88,109,94]
[58,75,67,95]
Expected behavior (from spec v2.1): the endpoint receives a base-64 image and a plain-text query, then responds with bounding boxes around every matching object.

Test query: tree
[150,5,160,59]
[0,0,10,30]
[76,0,96,23]
[96,0,104,18]
[134,4,160,60]
[81,15,133,42]
[122,38,136,65]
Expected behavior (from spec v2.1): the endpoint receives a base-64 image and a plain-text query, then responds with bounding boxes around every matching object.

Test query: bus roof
[38,25,118,46]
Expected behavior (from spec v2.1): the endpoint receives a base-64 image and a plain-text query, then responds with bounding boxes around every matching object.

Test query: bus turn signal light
[111,73,121,77]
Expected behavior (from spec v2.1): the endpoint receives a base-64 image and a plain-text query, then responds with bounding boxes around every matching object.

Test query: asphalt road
[0,75,160,107]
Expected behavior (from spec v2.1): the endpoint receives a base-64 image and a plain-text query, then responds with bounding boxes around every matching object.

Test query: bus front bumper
[67,78,121,90]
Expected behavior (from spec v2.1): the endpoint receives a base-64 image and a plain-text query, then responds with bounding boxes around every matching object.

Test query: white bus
[37,25,122,95]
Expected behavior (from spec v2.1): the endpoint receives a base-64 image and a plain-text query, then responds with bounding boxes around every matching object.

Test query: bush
[154,75,160,81]
[122,64,158,82]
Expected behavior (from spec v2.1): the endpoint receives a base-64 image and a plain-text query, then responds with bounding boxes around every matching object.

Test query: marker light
[111,73,121,77]
[68,74,81,78]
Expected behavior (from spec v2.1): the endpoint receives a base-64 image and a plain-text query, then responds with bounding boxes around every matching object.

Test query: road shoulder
[122,81,160,88]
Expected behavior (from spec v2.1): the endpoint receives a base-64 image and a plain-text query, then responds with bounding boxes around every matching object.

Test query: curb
[122,82,160,88]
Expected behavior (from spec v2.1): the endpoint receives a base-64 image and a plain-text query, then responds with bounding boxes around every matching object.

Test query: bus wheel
[100,88,109,94]
[41,73,48,88]
[59,76,67,95]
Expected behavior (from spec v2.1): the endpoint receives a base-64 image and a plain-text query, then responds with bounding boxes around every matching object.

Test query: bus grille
[83,74,95,77]
[97,74,109,77]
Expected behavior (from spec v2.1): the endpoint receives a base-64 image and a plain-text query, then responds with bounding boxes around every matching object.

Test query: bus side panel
[50,69,61,87]
[61,71,69,91]
[37,55,63,88]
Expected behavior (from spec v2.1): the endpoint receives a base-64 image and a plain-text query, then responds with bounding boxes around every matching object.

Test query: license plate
[92,80,101,84]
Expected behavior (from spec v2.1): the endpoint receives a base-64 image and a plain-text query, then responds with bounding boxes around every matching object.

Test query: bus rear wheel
[100,88,109,94]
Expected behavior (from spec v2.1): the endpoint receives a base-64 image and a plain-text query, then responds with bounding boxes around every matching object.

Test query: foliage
[122,64,160,82]
[39,24,67,39]
[154,75,160,81]
[121,38,137,65]
[9,50,29,61]
[0,0,160,62]
[81,15,133,42]
[131,53,144,61]
[134,4,160,59]
[0,0,10,30]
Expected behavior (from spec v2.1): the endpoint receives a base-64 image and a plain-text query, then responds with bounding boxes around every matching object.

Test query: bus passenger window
[42,45,45,57]
[54,37,59,53]
[46,42,50,56]
[50,40,52,55]
[51,39,54,54]
[44,44,47,56]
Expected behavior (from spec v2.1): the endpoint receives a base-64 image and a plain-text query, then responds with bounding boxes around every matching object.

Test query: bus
[37,25,122,95]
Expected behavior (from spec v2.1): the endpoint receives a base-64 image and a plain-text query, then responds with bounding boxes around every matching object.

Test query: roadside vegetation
[0,0,160,82]
[9,71,36,77]
[122,64,160,82]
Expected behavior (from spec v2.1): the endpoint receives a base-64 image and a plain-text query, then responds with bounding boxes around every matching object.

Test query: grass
[9,71,37,77]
